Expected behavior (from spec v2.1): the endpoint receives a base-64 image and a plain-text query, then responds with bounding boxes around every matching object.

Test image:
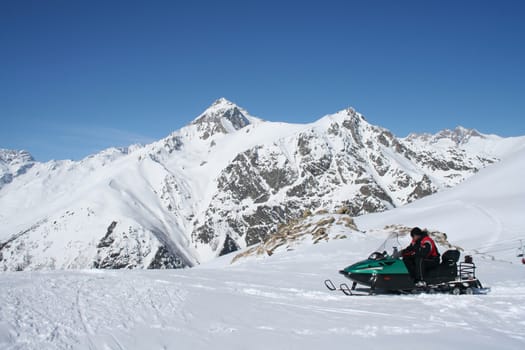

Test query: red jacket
[402,235,439,258]
[420,235,439,258]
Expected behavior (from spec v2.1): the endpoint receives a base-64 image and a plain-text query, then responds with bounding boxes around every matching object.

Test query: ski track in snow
[1,255,524,350]
[464,202,504,252]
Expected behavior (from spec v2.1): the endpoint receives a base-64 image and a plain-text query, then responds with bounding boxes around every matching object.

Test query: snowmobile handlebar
[368,251,388,260]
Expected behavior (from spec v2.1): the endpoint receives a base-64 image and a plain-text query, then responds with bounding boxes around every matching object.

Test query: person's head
[410,227,424,240]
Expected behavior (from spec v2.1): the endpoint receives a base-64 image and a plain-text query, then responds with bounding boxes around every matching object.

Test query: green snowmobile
[325,233,490,296]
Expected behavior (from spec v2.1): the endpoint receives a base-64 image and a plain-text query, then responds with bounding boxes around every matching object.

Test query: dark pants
[404,256,440,281]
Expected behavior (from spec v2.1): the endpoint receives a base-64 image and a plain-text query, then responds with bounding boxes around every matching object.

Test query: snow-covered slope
[1,98,524,271]
[357,145,525,261]
[1,145,524,350]
[405,126,524,162]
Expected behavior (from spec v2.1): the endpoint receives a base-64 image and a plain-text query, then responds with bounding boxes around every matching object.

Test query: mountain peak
[196,98,240,119]
[192,98,254,138]
[0,148,34,165]
[316,106,367,129]
[211,97,235,107]
[435,126,484,145]
[453,125,482,137]
[406,126,485,145]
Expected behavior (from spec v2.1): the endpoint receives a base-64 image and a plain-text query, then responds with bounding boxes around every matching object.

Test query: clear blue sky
[1,0,524,161]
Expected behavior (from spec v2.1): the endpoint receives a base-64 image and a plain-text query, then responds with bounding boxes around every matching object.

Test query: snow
[1,140,525,349]
[357,146,525,261]
[0,246,523,349]
[404,126,525,159]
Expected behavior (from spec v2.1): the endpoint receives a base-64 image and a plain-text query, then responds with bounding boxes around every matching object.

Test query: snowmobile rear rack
[459,261,476,280]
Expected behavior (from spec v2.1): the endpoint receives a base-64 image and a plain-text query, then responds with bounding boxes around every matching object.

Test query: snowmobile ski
[324,279,374,296]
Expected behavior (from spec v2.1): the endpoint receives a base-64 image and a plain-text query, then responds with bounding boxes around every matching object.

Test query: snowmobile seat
[424,251,460,284]
[441,250,460,266]
[425,263,457,283]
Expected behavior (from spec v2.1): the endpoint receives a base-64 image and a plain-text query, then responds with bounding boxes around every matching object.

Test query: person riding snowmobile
[402,227,440,287]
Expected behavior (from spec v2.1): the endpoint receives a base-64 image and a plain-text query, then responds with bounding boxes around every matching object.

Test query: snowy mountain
[1,98,524,271]
[1,144,524,350]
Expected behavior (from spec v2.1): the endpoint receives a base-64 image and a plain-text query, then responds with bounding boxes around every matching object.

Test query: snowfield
[1,254,524,350]
[1,144,524,349]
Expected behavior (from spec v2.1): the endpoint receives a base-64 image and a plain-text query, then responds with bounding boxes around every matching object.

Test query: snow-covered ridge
[406,126,484,145]
[1,99,524,271]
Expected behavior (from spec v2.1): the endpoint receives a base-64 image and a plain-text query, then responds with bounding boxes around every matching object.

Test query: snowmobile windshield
[371,232,411,259]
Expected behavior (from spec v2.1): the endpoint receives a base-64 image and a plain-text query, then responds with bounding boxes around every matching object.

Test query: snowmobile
[325,233,490,296]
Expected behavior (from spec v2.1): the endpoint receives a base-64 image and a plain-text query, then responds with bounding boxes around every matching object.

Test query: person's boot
[415,280,427,288]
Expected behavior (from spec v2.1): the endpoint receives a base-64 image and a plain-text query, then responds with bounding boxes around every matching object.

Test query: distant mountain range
[1,98,524,271]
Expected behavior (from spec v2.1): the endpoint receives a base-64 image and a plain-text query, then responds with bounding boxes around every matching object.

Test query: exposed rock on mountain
[0,149,35,189]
